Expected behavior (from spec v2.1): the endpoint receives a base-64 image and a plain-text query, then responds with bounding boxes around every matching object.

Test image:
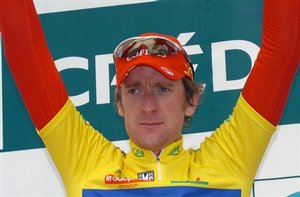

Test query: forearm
[0,0,68,130]
[242,0,300,126]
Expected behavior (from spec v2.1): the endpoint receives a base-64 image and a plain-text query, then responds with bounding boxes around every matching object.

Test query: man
[113,33,203,156]
[0,0,299,196]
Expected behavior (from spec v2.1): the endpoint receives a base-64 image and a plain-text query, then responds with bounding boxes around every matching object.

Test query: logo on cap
[184,63,194,80]
[126,49,150,61]
[161,66,174,76]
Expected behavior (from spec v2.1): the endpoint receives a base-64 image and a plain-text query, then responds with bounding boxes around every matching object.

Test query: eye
[127,86,144,95]
[128,88,138,94]
[160,87,169,92]
[157,86,170,93]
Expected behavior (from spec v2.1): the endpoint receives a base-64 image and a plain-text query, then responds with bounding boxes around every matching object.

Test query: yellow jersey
[39,95,275,196]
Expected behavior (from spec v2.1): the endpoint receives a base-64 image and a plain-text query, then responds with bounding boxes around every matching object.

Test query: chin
[138,138,167,151]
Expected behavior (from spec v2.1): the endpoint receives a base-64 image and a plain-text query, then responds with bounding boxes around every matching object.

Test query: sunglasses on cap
[113,35,195,87]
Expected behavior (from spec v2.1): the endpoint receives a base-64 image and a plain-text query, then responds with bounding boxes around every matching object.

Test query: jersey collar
[129,137,184,162]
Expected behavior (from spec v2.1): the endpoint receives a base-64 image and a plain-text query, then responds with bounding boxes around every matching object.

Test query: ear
[117,101,124,117]
[115,88,124,117]
[185,93,199,117]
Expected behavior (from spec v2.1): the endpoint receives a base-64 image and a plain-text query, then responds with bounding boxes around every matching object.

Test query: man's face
[117,66,198,152]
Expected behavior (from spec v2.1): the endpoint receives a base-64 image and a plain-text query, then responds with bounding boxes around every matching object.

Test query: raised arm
[242,0,300,126]
[0,0,68,130]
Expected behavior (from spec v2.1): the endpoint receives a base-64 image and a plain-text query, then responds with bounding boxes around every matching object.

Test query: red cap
[114,33,194,88]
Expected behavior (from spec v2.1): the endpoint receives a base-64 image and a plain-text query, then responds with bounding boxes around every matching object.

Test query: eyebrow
[123,81,142,89]
[123,81,174,89]
[155,81,174,88]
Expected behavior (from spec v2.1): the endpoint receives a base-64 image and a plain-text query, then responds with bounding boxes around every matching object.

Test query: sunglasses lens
[114,37,182,59]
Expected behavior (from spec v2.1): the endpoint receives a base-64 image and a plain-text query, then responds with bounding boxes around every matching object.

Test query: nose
[142,90,158,113]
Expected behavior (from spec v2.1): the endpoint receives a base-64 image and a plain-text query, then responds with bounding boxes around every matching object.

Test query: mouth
[138,122,164,128]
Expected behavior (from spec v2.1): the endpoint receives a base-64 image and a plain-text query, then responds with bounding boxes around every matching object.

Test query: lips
[138,122,164,128]
[139,122,163,125]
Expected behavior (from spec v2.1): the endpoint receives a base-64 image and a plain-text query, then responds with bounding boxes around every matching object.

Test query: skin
[117,66,199,156]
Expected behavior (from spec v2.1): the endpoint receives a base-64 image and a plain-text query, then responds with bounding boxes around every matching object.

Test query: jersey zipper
[156,157,162,181]
[152,152,162,181]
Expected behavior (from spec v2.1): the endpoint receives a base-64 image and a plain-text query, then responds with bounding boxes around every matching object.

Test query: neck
[152,149,161,157]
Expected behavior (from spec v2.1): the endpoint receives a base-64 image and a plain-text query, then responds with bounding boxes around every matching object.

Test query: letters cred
[55,56,90,106]
[55,54,115,107]
[53,37,260,109]
[211,40,260,92]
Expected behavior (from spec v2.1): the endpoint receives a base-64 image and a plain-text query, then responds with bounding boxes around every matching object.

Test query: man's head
[113,33,204,152]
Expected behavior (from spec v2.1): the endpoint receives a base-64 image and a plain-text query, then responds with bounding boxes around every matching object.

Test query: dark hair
[115,77,205,127]
[181,77,205,127]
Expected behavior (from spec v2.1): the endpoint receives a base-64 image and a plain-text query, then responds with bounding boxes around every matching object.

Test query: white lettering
[55,56,90,106]
[53,37,260,107]
[105,174,136,183]
[141,173,149,180]
[95,54,114,105]
[126,49,151,61]
[178,32,203,72]
[126,51,139,61]
[211,40,259,92]
[106,175,111,182]
[138,171,154,180]
[139,49,147,56]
